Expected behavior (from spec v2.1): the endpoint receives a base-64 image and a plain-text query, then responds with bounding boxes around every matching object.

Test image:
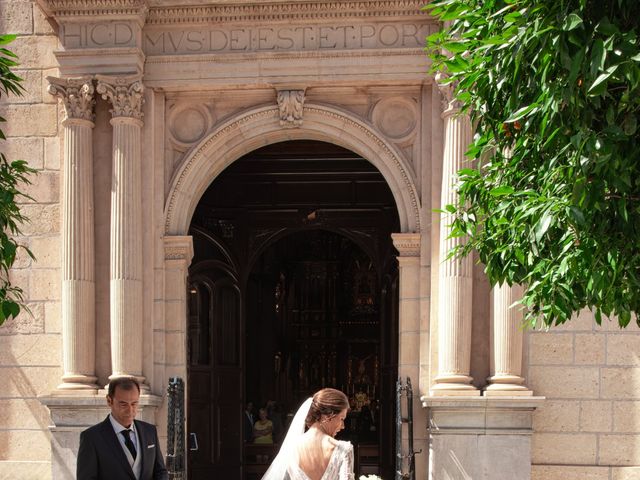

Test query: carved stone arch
[164,103,421,235]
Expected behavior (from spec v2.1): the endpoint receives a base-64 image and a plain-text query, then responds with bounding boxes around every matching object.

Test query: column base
[431,374,480,396]
[485,375,533,396]
[422,396,544,480]
[56,374,99,392]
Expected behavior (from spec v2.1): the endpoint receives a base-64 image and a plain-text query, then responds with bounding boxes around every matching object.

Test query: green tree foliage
[425,0,640,327]
[0,34,36,325]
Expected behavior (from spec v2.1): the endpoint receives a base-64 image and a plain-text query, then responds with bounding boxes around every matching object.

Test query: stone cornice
[36,0,148,23]
[146,0,430,25]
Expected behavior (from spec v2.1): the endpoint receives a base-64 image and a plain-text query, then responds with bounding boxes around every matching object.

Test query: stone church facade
[0,0,639,479]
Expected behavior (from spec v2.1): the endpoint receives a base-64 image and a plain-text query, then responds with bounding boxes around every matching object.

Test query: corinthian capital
[435,71,463,114]
[277,89,305,128]
[47,76,95,122]
[96,75,144,120]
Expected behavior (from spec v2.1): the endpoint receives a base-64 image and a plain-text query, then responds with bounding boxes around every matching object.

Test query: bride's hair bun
[305,388,349,428]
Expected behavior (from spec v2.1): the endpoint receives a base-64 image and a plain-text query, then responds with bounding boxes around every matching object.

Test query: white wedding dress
[285,440,355,480]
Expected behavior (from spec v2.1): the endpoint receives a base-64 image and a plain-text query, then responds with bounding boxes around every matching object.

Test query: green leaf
[563,13,583,31]
[534,210,553,243]
[489,186,515,196]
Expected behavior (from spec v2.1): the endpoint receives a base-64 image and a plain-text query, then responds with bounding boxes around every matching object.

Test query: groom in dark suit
[77,378,168,480]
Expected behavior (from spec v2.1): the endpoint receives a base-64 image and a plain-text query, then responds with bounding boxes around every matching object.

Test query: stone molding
[96,74,145,120]
[163,235,194,263]
[277,89,305,128]
[391,232,421,257]
[47,76,96,122]
[422,396,545,435]
[36,0,148,23]
[164,103,421,235]
[146,1,429,25]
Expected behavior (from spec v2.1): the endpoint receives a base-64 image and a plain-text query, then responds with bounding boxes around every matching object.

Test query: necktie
[121,429,137,460]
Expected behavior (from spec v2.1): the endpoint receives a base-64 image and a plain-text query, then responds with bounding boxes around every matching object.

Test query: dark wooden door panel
[188,263,243,480]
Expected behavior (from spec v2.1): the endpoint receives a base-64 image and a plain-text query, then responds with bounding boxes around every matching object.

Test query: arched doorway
[186,140,399,480]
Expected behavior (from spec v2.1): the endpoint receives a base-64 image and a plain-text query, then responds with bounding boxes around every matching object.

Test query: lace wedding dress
[286,440,355,480]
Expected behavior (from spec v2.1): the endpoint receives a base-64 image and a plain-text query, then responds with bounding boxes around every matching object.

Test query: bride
[261,388,354,480]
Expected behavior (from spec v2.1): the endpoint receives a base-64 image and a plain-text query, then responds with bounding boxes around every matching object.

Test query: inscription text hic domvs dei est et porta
[61,22,433,55]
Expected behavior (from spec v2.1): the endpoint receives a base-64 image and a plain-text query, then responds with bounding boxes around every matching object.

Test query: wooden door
[187,262,243,480]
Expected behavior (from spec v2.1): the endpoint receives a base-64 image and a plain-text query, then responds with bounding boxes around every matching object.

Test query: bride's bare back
[296,431,338,480]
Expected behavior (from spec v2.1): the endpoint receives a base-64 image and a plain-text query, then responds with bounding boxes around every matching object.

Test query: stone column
[431,77,478,395]
[485,283,532,395]
[48,77,99,391]
[96,75,147,387]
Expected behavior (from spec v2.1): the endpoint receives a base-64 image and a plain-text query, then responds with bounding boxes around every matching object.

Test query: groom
[77,378,168,480]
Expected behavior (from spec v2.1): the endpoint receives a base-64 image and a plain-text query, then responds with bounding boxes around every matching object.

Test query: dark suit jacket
[77,416,168,480]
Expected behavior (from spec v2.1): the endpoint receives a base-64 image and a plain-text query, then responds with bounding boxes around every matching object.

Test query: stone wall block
[8,268,29,296]
[607,335,640,365]
[580,400,612,432]
[0,334,61,366]
[574,333,606,365]
[613,401,640,433]
[12,238,33,268]
[0,0,33,35]
[0,430,51,461]
[532,400,580,432]
[529,333,574,365]
[598,434,640,465]
[30,235,61,268]
[531,465,609,480]
[3,366,62,397]
[601,368,640,399]
[0,301,44,335]
[612,467,640,479]
[19,204,59,235]
[44,136,61,170]
[30,268,60,301]
[0,137,44,169]
[44,301,61,333]
[0,398,51,429]
[0,460,51,479]
[23,171,60,203]
[11,35,57,69]
[0,104,57,137]
[529,366,599,398]
[532,433,597,464]
[0,69,42,104]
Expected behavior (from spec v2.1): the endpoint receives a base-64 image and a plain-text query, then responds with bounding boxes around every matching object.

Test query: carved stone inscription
[144,23,431,55]
[62,22,137,49]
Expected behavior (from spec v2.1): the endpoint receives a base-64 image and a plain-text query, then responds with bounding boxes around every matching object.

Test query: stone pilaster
[431,75,478,395]
[48,76,99,391]
[391,232,421,380]
[485,283,532,395]
[96,75,146,387]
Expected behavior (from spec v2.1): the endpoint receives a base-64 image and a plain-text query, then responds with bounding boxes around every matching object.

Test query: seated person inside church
[253,407,274,444]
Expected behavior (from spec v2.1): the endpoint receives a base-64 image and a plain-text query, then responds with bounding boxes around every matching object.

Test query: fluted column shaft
[432,83,478,395]
[485,283,532,395]
[96,76,146,386]
[48,77,98,391]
